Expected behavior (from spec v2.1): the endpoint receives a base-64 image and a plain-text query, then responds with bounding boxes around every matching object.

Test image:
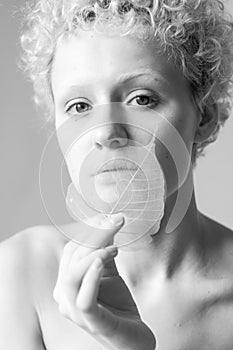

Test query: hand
[53,213,156,350]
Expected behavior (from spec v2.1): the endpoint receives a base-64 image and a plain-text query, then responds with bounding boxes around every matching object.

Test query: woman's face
[51,30,199,204]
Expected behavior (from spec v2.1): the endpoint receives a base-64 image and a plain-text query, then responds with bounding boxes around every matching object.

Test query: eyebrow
[59,68,168,104]
[67,69,167,90]
[114,68,167,85]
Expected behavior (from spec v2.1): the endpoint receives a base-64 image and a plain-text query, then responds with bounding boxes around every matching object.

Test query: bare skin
[1,31,233,349]
[1,193,233,350]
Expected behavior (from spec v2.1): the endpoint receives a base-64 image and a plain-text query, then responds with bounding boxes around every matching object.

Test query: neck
[116,168,206,286]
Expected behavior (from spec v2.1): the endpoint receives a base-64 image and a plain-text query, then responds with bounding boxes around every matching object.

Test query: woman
[1,0,233,349]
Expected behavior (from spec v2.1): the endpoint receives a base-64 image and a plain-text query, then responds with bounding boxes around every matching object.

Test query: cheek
[154,140,178,197]
[154,111,197,197]
[65,144,85,192]
[56,128,92,192]
[175,116,197,152]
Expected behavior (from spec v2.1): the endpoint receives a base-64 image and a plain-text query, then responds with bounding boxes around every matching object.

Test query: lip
[97,168,138,174]
[94,169,137,185]
[93,160,138,176]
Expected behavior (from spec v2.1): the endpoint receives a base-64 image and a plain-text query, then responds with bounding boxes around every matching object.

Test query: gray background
[1,0,233,241]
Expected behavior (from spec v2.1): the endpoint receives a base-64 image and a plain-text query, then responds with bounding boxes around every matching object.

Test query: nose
[93,123,129,149]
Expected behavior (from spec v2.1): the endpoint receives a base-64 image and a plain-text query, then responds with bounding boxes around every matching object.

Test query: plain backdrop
[0,0,233,241]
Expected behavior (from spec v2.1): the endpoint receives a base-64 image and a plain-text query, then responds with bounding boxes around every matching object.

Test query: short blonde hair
[20,0,233,161]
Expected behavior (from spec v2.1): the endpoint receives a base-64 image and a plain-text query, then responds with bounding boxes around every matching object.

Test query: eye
[65,101,92,116]
[128,94,160,108]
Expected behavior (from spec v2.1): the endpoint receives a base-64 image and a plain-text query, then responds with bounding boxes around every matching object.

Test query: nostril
[95,142,103,149]
[110,139,123,149]
[94,137,128,149]
[93,124,129,149]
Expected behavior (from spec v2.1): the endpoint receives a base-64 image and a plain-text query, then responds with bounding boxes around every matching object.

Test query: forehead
[51,30,188,95]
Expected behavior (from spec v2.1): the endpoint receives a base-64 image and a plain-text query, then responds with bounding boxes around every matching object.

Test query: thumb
[102,248,120,277]
[62,213,125,254]
[84,213,125,248]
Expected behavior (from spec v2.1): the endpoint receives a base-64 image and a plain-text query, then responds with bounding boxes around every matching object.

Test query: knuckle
[53,288,59,302]
[75,300,91,313]
[91,248,107,263]
[53,283,64,302]
[58,303,69,317]
[98,248,108,259]
[63,243,74,254]
[69,252,83,269]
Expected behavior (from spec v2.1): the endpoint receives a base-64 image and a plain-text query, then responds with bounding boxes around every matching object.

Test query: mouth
[95,160,138,176]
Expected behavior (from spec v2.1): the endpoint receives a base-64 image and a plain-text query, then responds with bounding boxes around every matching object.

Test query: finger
[54,213,118,300]
[70,213,124,260]
[53,242,79,301]
[75,257,104,313]
[68,245,118,281]
[102,257,119,277]
[53,212,123,302]
[56,246,118,305]
[84,213,124,248]
[76,258,118,335]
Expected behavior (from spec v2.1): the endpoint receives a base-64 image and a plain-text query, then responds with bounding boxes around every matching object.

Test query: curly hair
[20,0,233,162]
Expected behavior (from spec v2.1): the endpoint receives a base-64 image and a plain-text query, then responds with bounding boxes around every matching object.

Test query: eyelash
[65,94,161,116]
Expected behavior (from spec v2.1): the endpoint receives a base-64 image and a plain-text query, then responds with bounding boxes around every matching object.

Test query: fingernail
[105,245,118,256]
[109,213,124,226]
[93,257,103,270]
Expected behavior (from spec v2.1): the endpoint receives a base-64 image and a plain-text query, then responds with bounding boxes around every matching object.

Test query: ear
[194,103,219,143]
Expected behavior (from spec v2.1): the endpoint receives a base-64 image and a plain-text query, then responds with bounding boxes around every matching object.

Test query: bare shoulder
[0,226,67,350]
[0,225,61,262]
[0,227,37,278]
[0,224,71,285]
[201,213,233,279]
